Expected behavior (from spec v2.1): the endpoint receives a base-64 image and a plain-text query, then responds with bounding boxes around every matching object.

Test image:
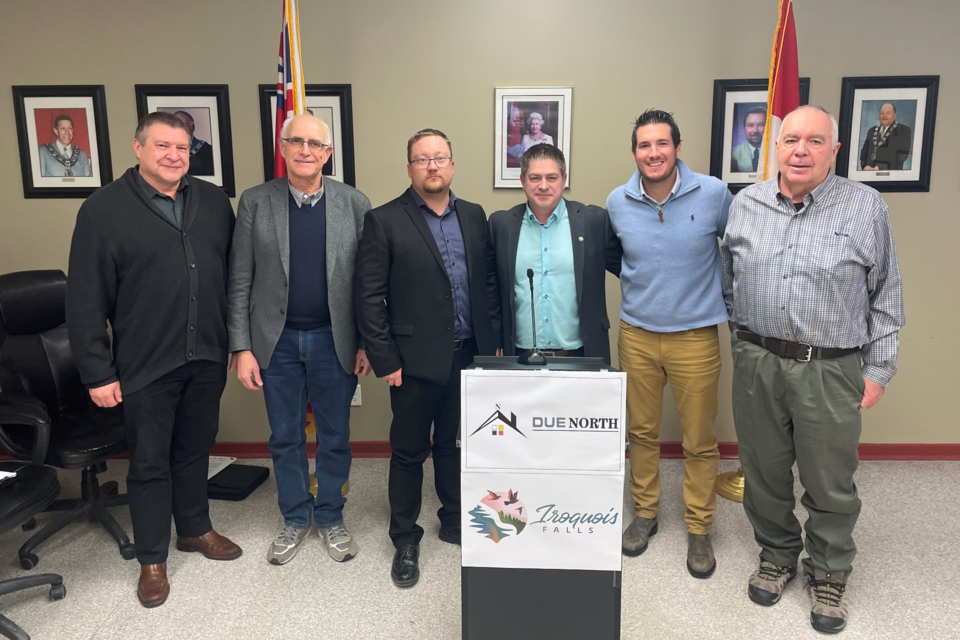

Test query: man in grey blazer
[488,144,621,363]
[227,114,372,566]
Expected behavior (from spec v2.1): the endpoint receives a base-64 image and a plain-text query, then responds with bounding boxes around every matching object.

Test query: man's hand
[355,349,372,376]
[864,165,879,171]
[384,368,402,387]
[230,350,263,390]
[861,378,885,410]
[89,381,122,408]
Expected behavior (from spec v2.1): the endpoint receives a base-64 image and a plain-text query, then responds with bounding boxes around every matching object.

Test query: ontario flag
[274,0,307,179]
[758,0,800,181]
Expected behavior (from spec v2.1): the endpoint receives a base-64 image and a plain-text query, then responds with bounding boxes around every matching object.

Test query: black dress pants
[388,339,478,547]
[123,360,226,564]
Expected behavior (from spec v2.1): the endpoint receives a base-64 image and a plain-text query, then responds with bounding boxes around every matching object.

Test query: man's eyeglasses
[408,156,452,169]
[281,137,331,151]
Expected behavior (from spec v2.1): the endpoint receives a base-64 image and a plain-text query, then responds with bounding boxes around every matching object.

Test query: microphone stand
[519,268,547,366]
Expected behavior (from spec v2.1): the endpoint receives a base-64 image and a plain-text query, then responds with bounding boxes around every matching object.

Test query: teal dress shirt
[513,199,581,350]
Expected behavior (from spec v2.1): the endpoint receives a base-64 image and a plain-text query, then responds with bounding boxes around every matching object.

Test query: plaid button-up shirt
[721,172,904,386]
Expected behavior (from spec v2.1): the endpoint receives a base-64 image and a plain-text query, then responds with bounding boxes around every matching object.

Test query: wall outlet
[351,384,361,406]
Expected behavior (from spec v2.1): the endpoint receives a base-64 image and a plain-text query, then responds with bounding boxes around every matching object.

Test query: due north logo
[531,416,620,431]
[469,404,525,438]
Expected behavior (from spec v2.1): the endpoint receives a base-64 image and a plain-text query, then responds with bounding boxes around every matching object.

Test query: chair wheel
[120,545,136,560]
[22,518,37,531]
[20,554,39,570]
[49,583,66,601]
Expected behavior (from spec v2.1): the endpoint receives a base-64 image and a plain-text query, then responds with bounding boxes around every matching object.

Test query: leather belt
[736,330,858,362]
[518,347,584,358]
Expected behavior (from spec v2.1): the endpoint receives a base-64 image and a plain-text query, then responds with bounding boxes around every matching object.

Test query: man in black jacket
[488,144,621,363]
[355,128,500,588]
[67,112,241,609]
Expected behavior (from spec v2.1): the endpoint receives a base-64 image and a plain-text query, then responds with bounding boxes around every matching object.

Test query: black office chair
[0,271,134,570]
[0,386,65,640]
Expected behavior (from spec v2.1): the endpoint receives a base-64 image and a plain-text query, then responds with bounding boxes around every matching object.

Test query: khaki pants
[619,321,721,534]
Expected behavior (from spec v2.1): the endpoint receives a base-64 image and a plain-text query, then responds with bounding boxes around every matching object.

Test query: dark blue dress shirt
[409,187,473,339]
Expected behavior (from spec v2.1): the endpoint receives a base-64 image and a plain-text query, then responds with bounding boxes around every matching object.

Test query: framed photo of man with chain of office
[836,75,939,192]
[494,87,572,189]
[135,84,236,197]
[13,85,113,199]
[709,78,810,193]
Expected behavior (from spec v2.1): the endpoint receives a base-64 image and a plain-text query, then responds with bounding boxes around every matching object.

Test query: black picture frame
[135,84,235,197]
[257,84,356,187]
[12,85,113,199]
[709,78,810,193]
[836,75,938,192]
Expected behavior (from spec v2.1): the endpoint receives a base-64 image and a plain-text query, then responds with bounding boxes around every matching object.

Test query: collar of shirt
[524,197,567,228]
[134,167,188,201]
[288,179,325,208]
[774,171,837,210]
[409,186,458,217]
[58,143,73,156]
[638,169,682,205]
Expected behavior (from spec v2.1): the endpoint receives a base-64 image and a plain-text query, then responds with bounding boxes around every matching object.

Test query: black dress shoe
[391,544,420,588]
[438,525,461,546]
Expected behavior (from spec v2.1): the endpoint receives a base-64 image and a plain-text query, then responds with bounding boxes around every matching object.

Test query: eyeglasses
[281,137,331,151]
[408,156,452,169]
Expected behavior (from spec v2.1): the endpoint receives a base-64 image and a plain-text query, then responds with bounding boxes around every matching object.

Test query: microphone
[519,268,547,366]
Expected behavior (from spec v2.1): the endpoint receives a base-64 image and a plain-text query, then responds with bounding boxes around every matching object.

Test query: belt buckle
[453,339,464,351]
[797,342,812,362]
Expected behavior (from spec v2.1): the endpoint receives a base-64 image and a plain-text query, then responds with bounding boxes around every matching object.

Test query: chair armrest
[0,391,52,466]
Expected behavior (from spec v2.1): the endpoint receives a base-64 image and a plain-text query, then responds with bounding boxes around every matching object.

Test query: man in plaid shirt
[721,105,904,634]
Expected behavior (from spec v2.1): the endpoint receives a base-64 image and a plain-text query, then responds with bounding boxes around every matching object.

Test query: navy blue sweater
[285,193,330,330]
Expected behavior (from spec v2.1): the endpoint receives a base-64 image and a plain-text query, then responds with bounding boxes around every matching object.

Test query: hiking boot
[319,522,358,562]
[686,533,716,578]
[622,516,658,556]
[808,569,849,634]
[267,524,311,565]
[748,557,797,605]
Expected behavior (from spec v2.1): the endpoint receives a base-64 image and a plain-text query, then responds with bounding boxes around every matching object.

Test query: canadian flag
[758,0,800,182]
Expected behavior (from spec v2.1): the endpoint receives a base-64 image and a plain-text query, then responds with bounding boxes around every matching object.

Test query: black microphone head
[526,268,534,280]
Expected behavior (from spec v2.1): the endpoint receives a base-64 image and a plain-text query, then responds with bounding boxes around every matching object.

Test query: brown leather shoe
[137,563,169,608]
[176,529,243,560]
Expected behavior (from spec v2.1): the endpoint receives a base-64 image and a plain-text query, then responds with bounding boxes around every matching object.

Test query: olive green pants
[732,336,864,577]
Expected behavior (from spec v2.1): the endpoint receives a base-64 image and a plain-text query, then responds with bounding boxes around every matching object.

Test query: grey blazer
[227,176,372,374]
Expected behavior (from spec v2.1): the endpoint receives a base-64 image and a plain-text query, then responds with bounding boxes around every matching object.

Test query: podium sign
[461,370,625,572]
[461,366,626,639]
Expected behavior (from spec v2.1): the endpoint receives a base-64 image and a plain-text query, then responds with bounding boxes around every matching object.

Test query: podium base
[462,566,621,639]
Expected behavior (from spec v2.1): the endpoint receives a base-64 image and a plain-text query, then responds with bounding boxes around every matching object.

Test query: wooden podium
[460,356,625,639]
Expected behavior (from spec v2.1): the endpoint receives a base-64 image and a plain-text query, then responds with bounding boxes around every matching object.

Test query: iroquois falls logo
[469,490,527,543]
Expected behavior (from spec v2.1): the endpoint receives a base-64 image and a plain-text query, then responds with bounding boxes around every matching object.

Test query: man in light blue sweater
[606,109,732,579]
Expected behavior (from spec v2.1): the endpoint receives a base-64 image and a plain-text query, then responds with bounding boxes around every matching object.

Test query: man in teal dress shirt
[488,143,621,362]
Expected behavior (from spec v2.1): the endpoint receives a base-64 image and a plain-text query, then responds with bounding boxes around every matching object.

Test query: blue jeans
[261,326,356,528]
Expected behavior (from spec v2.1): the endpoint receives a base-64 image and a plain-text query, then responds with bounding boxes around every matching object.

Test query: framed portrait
[257,84,356,186]
[836,76,939,192]
[709,78,810,193]
[494,87,572,189]
[135,84,235,197]
[12,85,113,199]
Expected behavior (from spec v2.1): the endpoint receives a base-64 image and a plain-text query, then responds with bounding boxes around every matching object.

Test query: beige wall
[1,0,956,444]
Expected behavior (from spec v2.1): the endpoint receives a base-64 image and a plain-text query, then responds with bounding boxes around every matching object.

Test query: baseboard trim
[207,441,960,461]
[5,441,958,462]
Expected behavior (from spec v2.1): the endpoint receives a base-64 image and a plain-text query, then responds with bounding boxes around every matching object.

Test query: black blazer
[487,199,621,364]
[355,190,501,385]
[859,123,912,171]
